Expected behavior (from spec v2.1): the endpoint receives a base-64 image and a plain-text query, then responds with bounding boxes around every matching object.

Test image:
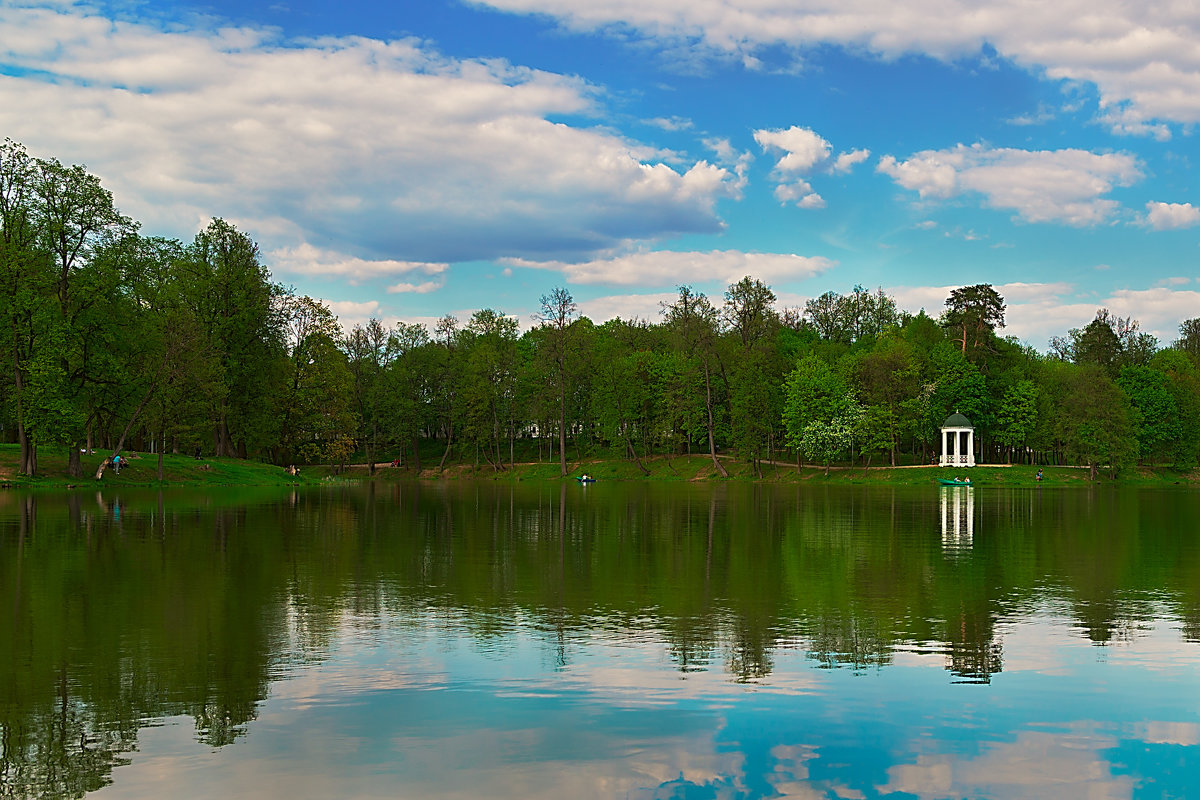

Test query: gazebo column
[939,414,976,469]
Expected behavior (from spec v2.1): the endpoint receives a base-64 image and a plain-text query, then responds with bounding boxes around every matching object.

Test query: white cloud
[878,144,1141,226]
[1144,201,1200,230]
[774,180,824,208]
[647,115,694,131]
[386,280,445,294]
[0,4,739,271]
[703,137,753,192]
[753,126,863,209]
[887,281,1198,347]
[795,192,826,209]
[832,149,870,173]
[506,249,835,287]
[473,0,1200,132]
[754,126,831,174]
[321,298,386,331]
[1102,288,1200,340]
[271,243,448,284]
[577,291,682,323]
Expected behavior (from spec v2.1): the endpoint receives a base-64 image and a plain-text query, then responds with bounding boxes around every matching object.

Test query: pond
[2,482,1198,798]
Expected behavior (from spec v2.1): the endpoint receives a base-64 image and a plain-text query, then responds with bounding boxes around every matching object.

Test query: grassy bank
[6,442,1194,489]
[327,454,1199,487]
[0,443,308,488]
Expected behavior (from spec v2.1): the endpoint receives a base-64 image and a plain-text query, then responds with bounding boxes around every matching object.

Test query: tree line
[3,139,1199,479]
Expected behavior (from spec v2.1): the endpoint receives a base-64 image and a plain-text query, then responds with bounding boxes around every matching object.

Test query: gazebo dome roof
[942,412,973,428]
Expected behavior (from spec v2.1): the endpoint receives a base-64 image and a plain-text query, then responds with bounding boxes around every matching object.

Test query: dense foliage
[3,140,1199,478]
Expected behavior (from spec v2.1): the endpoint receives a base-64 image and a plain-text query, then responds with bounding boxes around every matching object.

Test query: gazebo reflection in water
[940,485,974,554]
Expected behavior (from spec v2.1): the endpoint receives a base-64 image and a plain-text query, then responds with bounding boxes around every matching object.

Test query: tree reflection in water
[1,482,1198,797]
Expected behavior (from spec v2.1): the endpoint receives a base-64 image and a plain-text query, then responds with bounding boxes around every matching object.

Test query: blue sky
[2,0,1198,347]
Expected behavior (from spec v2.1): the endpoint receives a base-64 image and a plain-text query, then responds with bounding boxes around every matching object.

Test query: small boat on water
[939,478,971,486]
[576,476,596,483]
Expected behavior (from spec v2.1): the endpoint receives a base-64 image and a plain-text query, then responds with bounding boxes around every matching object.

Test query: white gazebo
[939,412,976,467]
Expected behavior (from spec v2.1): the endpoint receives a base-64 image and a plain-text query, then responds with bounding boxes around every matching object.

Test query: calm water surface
[2,482,1198,798]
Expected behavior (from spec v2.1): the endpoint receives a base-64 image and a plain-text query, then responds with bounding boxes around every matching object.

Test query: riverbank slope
[0,444,306,488]
[5,445,1194,488]
[328,455,1199,487]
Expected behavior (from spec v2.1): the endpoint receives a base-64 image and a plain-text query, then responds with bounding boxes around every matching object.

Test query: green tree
[459,309,520,470]
[0,139,48,475]
[942,284,1005,358]
[1058,364,1139,479]
[783,354,849,471]
[854,335,920,466]
[1118,366,1181,465]
[380,321,432,470]
[662,286,728,476]
[343,318,391,472]
[1174,317,1200,367]
[180,219,284,458]
[276,295,353,466]
[1149,348,1200,469]
[994,380,1038,464]
[534,287,576,476]
[799,396,861,476]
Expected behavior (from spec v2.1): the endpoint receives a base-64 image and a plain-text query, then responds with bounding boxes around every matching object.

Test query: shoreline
[3,445,1195,489]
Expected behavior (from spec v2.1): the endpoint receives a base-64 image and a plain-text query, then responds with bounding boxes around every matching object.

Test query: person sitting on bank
[1036,469,1044,481]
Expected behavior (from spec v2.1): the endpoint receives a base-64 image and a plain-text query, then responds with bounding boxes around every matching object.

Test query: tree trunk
[13,339,35,476]
[702,361,728,477]
[68,446,82,478]
[439,422,454,471]
[558,374,567,477]
[94,381,158,480]
[623,430,650,475]
[17,424,36,477]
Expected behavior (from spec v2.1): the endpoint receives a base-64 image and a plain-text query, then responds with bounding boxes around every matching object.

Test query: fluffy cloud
[321,299,386,331]
[506,249,835,287]
[0,4,739,270]
[753,126,865,209]
[878,144,1141,225]
[831,149,870,173]
[754,127,831,174]
[473,0,1200,131]
[576,291,681,323]
[271,244,448,284]
[1144,201,1200,230]
[887,281,1197,347]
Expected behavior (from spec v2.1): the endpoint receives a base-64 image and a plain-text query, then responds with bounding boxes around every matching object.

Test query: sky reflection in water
[95,608,1198,799]
[3,483,1198,799]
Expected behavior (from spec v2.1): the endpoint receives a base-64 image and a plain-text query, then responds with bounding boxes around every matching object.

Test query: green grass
[0,443,309,488]
[325,454,1198,487]
[6,440,1193,489]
